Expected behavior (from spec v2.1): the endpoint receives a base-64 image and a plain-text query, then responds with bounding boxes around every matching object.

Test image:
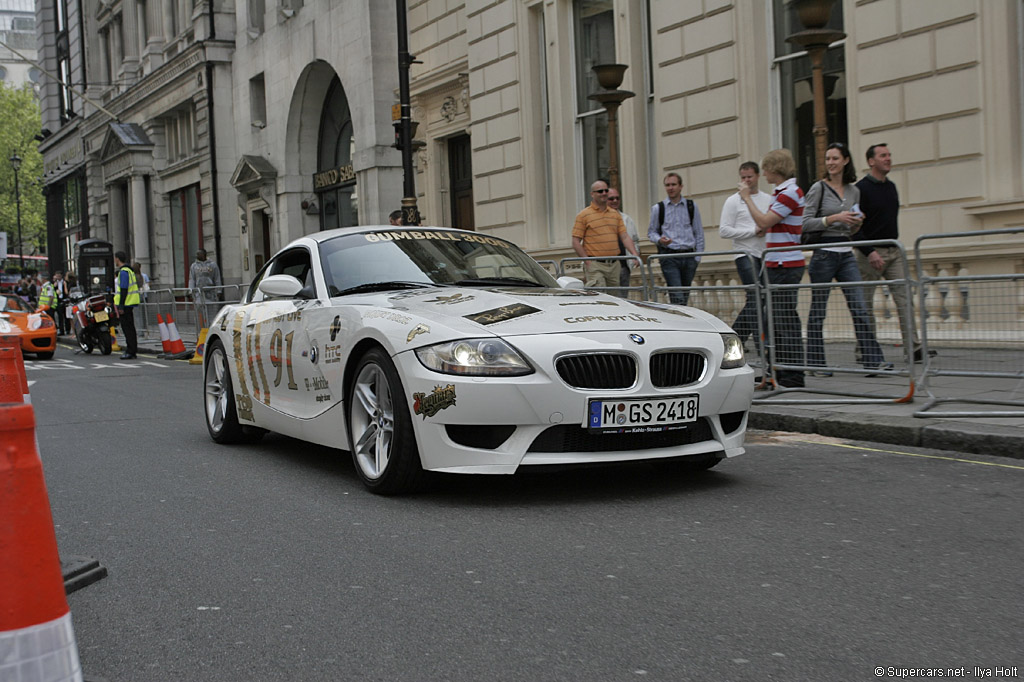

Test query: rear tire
[347,347,424,495]
[98,331,112,355]
[204,339,245,443]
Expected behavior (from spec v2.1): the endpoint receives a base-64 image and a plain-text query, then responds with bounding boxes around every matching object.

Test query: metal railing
[913,227,1024,417]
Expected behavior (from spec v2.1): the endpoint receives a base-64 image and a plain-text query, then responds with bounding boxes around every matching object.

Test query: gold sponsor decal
[412,384,457,418]
[231,311,254,421]
[425,292,475,305]
[407,323,430,343]
[364,309,413,324]
[464,303,541,326]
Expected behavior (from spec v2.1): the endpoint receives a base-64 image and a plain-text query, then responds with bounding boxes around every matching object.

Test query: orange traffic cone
[0,402,84,682]
[0,337,30,404]
[156,314,172,356]
[164,315,192,359]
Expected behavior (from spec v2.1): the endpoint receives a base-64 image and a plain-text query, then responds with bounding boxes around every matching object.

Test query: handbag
[800,181,827,246]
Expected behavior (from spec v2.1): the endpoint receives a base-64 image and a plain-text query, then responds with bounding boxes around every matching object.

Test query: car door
[241,247,331,421]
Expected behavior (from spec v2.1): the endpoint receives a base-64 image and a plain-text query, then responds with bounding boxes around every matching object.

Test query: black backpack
[655,199,696,253]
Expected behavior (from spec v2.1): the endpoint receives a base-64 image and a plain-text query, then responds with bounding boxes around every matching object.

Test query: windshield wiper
[335,281,441,296]
[453,277,545,287]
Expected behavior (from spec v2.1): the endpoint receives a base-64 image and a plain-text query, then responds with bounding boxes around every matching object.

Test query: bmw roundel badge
[629,334,645,345]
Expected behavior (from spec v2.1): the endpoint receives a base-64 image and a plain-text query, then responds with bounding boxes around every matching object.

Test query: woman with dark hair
[803,142,891,376]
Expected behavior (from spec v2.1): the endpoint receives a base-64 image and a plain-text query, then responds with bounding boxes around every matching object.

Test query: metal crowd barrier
[913,227,1024,417]
[752,239,916,405]
[135,284,247,349]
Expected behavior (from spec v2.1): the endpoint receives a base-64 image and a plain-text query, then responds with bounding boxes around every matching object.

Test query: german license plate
[587,395,699,432]
[94,310,108,322]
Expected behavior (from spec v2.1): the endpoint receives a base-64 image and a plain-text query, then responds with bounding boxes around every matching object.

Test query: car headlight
[416,338,533,376]
[720,333,745,369]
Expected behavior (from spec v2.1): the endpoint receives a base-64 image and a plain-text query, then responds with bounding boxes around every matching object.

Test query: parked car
[202,226,754,494]
[0,294,57,359]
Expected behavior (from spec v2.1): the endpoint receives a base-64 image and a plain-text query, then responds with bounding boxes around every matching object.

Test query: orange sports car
[0,294,57,359]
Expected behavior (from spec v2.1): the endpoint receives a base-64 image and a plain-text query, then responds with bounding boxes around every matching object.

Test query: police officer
[37,274,58,321]
[114,251,140,359]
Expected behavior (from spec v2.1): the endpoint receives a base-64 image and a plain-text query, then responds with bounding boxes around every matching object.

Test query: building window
[169,185,202,287]
[247,0,265,37]
[574,0,614,194]
[772,0,847,189]
[165,104,196,163]
[249,74,267,128]
[54,0,74,120]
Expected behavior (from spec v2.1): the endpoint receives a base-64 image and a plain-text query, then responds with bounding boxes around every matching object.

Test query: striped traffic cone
[156,314,172,356]
[0,337,30,404]
[164,315,192,360]
[0,402,84,682]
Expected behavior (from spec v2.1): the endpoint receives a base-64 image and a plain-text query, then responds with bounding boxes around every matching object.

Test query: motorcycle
[69,290,118,355]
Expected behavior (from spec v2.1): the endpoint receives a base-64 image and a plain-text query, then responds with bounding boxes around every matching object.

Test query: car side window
[248,248,315,302]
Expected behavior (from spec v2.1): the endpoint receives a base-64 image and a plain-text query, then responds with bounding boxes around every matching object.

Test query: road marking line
[791,439,1024,471]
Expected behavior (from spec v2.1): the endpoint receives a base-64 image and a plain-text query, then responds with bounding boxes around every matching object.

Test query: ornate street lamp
[588,63,636,191]
[9,152,23,271]
[786,0,845,180]
[395,0,421,226]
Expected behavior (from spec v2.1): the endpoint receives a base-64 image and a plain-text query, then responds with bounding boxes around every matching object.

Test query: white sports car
[203,226,754,494]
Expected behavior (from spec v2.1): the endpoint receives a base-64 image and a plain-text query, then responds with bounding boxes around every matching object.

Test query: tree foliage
[0,82,44,264]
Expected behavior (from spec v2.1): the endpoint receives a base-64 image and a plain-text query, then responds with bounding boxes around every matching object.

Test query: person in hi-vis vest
[114,251,140,359]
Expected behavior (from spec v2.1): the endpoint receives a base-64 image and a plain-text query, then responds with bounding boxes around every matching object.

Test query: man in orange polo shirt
[572,179,641,291]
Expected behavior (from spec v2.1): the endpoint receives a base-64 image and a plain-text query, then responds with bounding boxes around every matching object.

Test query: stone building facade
[407,0,1024,283]
[34,0,1024,294]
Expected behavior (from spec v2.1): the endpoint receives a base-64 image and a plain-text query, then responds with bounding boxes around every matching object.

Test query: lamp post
[786,0,845,180]
[588,64,636,191]
[395,0,421,226]
[9,153,23,271]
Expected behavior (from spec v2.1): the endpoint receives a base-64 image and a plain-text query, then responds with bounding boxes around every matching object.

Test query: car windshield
[1,295,31,313]
[318,229,559,297]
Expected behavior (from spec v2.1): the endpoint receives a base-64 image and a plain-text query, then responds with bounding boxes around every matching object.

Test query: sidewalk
[749,366,1024,460]
[127,336,1024,460]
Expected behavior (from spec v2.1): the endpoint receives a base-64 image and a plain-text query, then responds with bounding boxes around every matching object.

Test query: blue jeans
[767,265,805,385]
[659,253,699,305]
[732,255,763,347]
[807,250,886,368]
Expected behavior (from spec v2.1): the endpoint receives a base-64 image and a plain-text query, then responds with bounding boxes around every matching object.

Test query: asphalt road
[24,346,1024,682]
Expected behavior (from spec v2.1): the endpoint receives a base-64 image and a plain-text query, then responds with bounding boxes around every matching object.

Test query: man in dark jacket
[855,144,925,362]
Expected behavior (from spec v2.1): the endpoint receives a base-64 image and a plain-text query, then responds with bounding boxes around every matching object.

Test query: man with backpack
[648,172,703,305]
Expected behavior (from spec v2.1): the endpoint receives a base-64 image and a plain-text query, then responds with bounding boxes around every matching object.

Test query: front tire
[76,327,94,354]
[204,339,245,443]
[347,347,424,495]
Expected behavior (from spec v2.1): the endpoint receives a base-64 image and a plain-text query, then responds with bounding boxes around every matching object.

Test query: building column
[130,174,150,266]
[109,183,127,253]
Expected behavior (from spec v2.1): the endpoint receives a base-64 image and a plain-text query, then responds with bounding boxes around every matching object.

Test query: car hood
[0,311,39,333]
[354,286,732,339]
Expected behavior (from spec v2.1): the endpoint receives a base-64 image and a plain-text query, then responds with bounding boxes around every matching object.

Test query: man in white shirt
[719,161,771,351]
[607,188,640,298]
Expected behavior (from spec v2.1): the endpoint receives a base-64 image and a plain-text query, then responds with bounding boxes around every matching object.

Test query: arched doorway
[315,77,358,229]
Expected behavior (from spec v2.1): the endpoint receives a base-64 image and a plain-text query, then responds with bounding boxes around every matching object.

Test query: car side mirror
[556,276,584,290]
[258,274,304,298]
